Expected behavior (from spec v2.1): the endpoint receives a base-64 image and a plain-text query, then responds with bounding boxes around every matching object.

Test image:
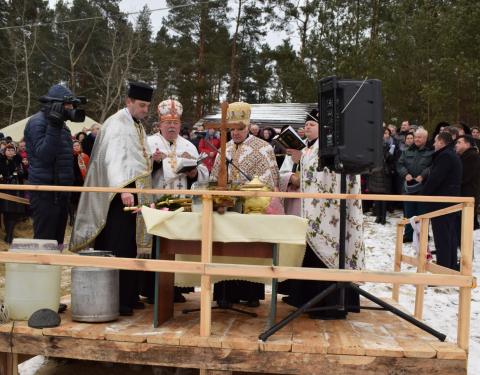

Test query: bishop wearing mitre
[210,101,280,307]
[148,99,209,191]
[140,99,209,304]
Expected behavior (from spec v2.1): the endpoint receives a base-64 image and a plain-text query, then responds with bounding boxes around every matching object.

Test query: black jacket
[421,144,462,210]
[460,147,480,207]
[24,110,74,186]
[0,155,25,214]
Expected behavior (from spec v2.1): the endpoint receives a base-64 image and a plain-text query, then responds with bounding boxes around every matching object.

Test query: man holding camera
[24,84,85,247]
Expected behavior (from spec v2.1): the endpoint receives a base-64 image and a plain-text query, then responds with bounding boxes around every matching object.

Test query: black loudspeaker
[318,76,383,174]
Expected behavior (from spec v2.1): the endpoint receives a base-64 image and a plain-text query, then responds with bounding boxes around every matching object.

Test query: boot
[4,217,14,244]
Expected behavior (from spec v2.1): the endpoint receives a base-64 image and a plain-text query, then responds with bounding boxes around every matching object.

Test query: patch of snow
[19,355,45,375]
[363,210,479,374]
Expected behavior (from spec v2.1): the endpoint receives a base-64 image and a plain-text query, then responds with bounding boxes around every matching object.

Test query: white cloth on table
[141,207,307,285]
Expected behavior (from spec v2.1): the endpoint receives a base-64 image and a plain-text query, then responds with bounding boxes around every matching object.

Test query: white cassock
[300,139,365,270]
[147,133,209,191]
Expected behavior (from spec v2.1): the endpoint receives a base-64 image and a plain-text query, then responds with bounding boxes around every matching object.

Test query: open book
[175,153,208,174]
[272,126,306,150]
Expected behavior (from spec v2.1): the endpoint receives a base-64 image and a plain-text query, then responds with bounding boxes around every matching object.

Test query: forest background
[0,0,478,132]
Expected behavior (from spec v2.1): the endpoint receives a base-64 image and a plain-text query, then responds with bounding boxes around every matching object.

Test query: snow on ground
[362,210,479,374]
[19,210,479,374]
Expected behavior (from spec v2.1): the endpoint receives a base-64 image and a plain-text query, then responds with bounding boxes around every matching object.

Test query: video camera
[39,94,88,123]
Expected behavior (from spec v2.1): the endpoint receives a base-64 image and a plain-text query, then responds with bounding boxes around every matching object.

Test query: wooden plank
[291,318,328,354]
[204,263,474,287]
[0,252,203,274]
[0,253,474,288]
[392,223,404,302]
[325,320,365,356]
[3,332,467,375]
[458,203,474,351]
[147,313,200,346]
[156,239,175,325]
[402,255,461,276]
[0,324,13,335]
[42,308,90,337]
[221,315,265,351]
[0,352,17,375]
[414,218,429,319]
[398,204,464,224]
[104,309,153,343]
[430,342,467,360]
[351,320,404,357]
[12,321,42,336]
[179,314,235,349]
[200,195,213,337]
[3,183,473,203]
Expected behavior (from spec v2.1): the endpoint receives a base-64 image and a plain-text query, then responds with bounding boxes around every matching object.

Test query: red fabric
[198,137,220,172]
[75,152,90,178]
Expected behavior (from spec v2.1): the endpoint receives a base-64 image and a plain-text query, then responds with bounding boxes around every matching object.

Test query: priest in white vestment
[280,109,365,319]
[141,99,209,303]
[148,99,209,192]
[209,102,280,307]
[70,81,155,316]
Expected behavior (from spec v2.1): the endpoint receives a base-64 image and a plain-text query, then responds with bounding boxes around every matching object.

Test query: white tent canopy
[0,116,99,142]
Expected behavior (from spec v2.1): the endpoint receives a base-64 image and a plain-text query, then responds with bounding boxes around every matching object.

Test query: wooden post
[414,218,429,319]
[217,102,228,189]
[0,352,18,375]
[457,202,474,351]
[200,195,213,337]
[392,223,404,302]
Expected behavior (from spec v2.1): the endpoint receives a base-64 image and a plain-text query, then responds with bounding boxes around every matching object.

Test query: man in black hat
[71,81,156,316]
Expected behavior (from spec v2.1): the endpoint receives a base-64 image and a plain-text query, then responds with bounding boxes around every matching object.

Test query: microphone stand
[202,137,252,182]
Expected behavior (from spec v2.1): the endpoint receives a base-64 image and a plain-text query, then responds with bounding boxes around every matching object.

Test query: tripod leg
[351,284,446,341]
[259,283,338,341]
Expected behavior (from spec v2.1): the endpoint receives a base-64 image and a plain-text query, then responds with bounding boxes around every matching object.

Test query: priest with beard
[140,99,209,303]
[70,81,155,316]
[209,101,280,308]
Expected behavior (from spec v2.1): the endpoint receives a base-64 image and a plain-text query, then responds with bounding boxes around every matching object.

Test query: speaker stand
[259,174,446,342]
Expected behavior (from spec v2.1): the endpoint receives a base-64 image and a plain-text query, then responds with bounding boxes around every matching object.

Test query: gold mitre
[227,102,251,127]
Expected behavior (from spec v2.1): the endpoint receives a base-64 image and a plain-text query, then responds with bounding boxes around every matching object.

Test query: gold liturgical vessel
[240,176,271,214]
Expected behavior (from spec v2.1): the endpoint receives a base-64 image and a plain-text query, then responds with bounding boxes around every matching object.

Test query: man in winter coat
[455,134,480,229]
[422,132,462,270]
[396,128,434,242]
[24,84,83,247]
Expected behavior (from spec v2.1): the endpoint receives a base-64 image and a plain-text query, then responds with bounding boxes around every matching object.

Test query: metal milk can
[71,250,119,322]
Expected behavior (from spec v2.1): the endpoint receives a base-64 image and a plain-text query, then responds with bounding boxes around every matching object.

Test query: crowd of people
[0,81,477,319]
[364,120,480,270]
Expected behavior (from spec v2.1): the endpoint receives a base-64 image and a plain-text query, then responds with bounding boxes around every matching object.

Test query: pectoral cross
[204,101,244,189]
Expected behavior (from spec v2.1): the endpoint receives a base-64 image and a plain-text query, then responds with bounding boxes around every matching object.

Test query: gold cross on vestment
[204,101,245,189]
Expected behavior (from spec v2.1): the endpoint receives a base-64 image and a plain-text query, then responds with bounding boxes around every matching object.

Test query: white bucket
[4,239,61,320]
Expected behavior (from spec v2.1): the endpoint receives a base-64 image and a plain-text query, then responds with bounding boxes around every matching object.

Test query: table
[141,208,308,328]
[154,238,279,326]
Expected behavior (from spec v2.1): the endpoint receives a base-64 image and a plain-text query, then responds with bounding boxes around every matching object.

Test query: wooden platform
[0,293,467,374]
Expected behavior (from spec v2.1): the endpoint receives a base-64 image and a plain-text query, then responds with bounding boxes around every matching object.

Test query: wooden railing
[0,184,476,352]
